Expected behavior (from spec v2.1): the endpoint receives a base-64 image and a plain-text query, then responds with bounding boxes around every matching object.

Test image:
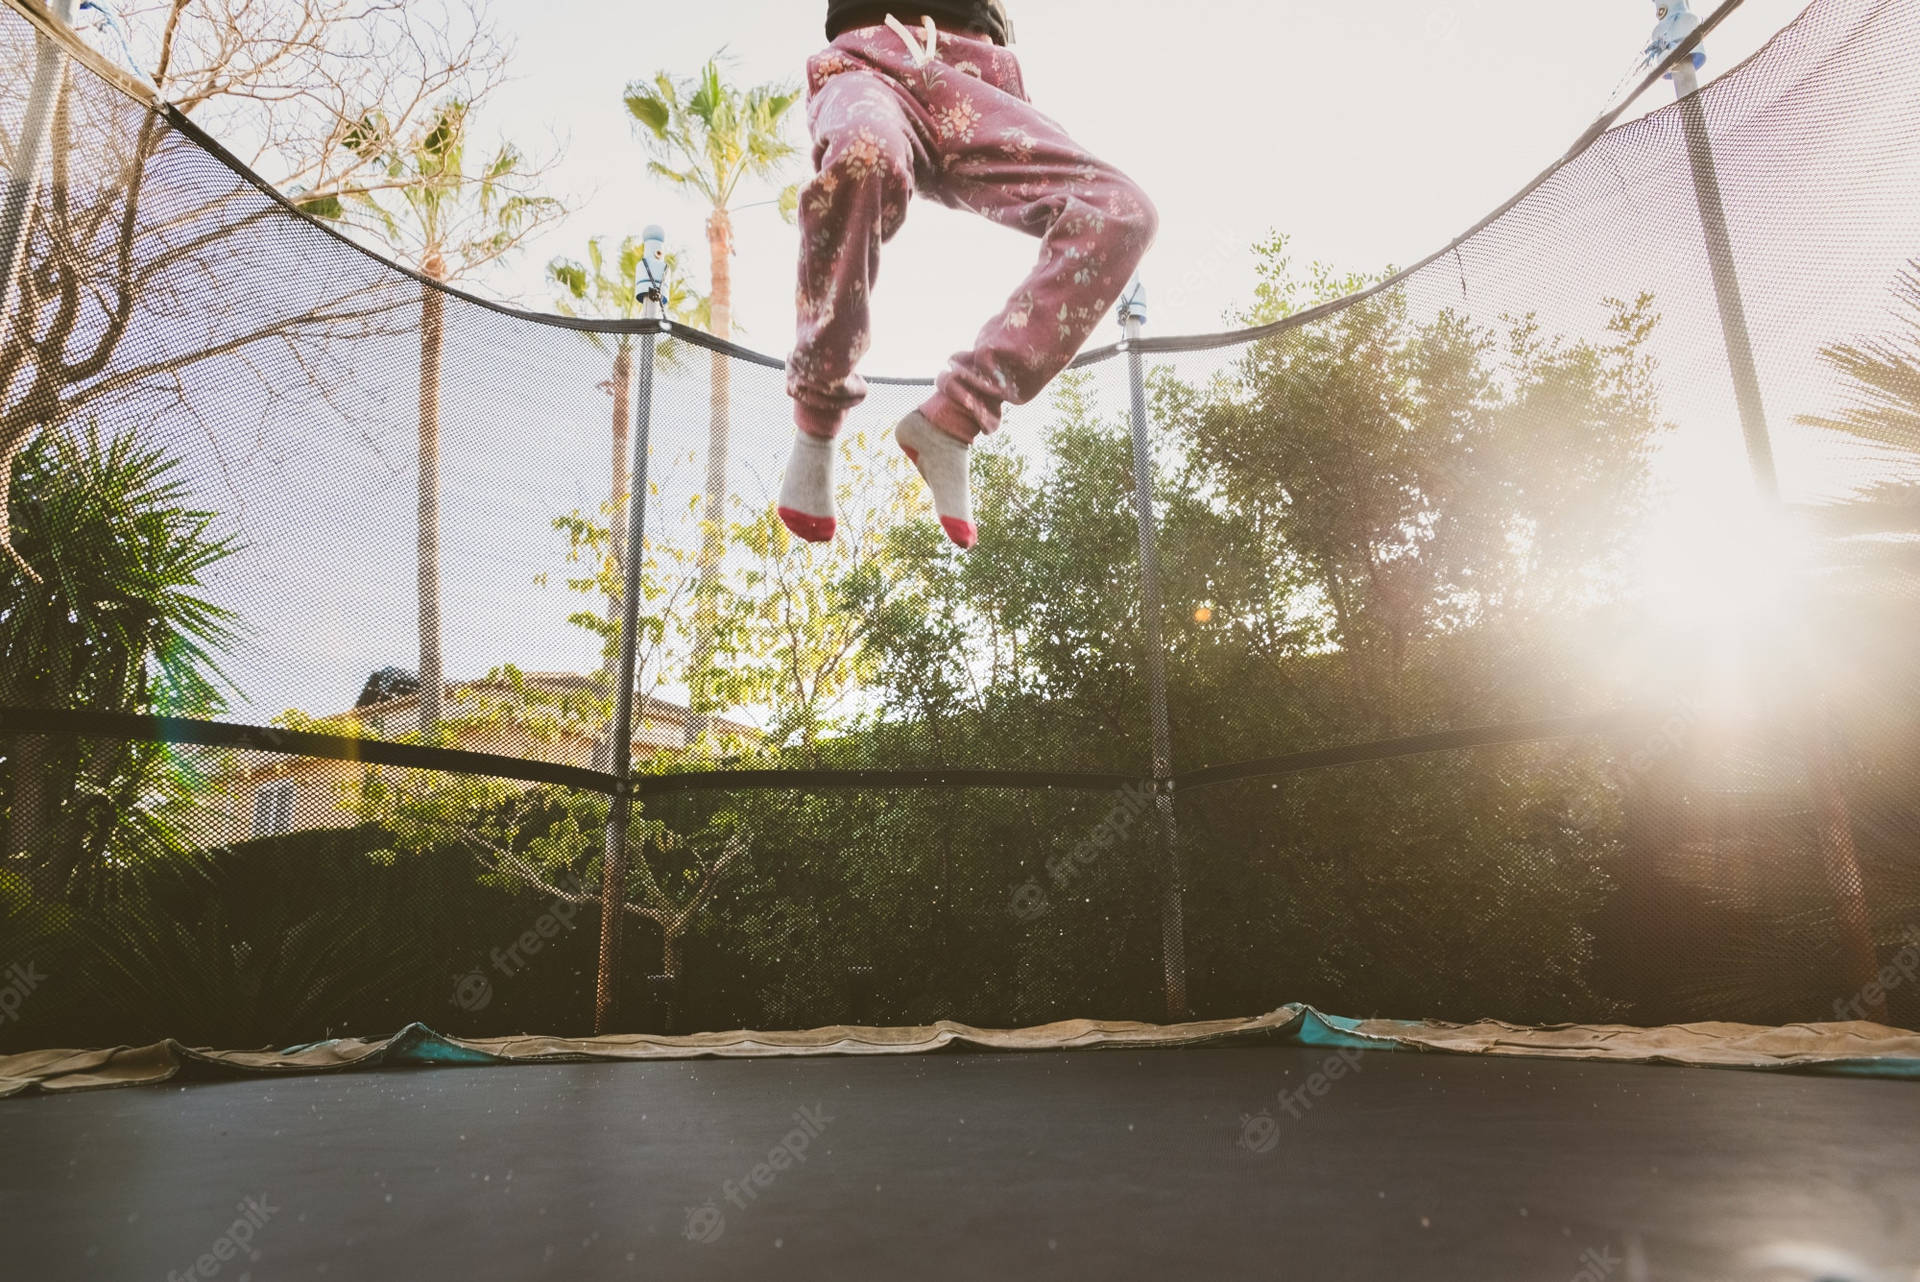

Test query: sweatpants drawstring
[885,13,940,67]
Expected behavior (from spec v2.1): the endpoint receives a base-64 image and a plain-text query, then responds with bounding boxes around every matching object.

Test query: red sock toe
[939,516,977,550]
[779,506,837,544]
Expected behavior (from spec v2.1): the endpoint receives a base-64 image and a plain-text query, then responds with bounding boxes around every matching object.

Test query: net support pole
[1670,63,1776,500]
[1119,279,1188,1021]
[596,281,663,1034]
[1668,62,1882,1021]
[0,0,75,323]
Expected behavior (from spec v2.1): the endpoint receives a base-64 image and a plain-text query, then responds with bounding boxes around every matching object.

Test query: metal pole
[594,288,661,1034]
[1663,40,1881,1020]
[0,0,77,322]
[1119,279,1188,1021]
[1670,63,1777,501]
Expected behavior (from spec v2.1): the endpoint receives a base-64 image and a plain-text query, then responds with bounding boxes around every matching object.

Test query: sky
[472,0,1810,372]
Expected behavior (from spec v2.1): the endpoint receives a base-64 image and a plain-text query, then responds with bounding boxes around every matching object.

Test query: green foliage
[1172,275,1665,738]
[1795,257,1920,579]
[1186,746,1622,1023]
[623,58,801,212]
[2,424,242,897]
[64,859,431,1048]
[1799,259,1920,454]
[542,498,685,701]
[548,233,712,338]
[1231,230,1383,327]
[2,422,239,715]
[849,373,1157,768]
[701,435,927,748]
[309,98,564,276]
[344,755,745,978]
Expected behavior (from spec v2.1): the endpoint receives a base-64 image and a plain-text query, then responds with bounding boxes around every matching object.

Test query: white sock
[777,431,837,543]
[895,411,976,549]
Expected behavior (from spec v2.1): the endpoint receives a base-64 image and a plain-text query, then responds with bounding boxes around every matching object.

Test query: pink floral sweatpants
[786,22,1159,442]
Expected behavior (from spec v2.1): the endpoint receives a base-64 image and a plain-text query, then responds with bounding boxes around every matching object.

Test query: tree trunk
[597,339,633,771]
[8,584,73,900]
[417,255,447,738]
[690,207,734,733]
[0,7,76,586]
[1804,710,1884,1022]
[8,733,53,898]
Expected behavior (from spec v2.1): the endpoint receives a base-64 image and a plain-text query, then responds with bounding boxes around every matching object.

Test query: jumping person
[779,1,1158,549]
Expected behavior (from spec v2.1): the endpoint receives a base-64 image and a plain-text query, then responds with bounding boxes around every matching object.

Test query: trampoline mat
[1,1042,1916,1281]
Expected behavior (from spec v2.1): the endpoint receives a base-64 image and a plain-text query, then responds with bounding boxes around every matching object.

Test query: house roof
[330,671,761,742]
[224,673,763,783]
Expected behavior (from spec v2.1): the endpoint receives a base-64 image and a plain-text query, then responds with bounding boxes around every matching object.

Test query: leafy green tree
[308,99,564,737]
[625,59,800,728]
[1229,230,1380,328]
[1,423,240,899]
[1173,285,1663,737]
[540,488,702,743]
[347,770,744,980]
[847,237,1669,1020]
[853,370,1170,775]
[705,431,926,751]
[1147,243,1668,1016]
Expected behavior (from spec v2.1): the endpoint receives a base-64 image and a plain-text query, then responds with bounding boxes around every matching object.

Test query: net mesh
[4,0,1920,1048]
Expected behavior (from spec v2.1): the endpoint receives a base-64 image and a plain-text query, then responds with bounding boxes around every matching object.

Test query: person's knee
[1112,178,1159,254]
[817,126,914,201]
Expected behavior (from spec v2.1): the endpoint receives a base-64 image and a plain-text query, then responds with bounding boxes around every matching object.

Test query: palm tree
[624,59,800,732]
[548,235,708,764]
[2,423,240,899]
[1786,258,1920,1022]
[308,101,564,738]
[1796,258,1920,579]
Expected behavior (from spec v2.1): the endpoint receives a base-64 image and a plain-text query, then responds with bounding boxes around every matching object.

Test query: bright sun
[1638,481,1807,630]
[1623,462,1822,716]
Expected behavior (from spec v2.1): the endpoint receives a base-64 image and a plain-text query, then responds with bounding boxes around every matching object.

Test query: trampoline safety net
[4,0,1920,1049]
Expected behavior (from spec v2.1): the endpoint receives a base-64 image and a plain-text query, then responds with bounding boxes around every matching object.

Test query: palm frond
[1798,260,1920,456]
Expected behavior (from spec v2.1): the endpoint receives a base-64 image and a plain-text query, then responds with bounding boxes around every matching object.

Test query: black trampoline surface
[3,1046,1918,1281]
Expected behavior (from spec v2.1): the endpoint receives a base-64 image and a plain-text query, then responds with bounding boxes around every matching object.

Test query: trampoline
[4,0,1920,1276]
[4,1044,1920,1279]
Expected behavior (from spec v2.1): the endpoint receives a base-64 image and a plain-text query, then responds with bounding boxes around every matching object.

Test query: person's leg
[892,35,1157,547]
[780,60,925,542]
[918,61,1159,444]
